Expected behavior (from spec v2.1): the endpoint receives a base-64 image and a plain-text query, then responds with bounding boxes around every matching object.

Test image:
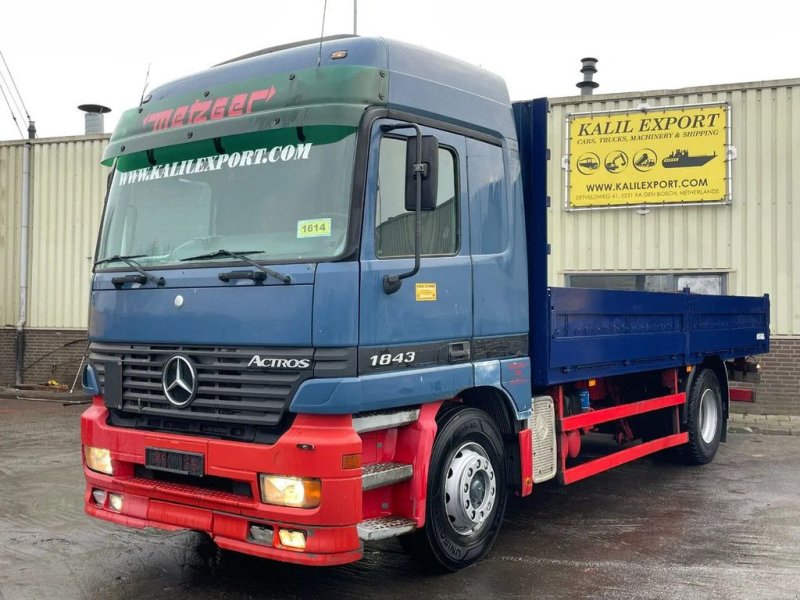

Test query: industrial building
[0,76,797,414]
[547,77,799,415]
[0,133,109,387]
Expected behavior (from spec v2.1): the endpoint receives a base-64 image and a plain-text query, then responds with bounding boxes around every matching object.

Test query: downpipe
[15,141,31,386]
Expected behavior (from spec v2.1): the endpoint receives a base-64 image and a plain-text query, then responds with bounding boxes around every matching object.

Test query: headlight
[84,446,113,475]
[259,474,320,508]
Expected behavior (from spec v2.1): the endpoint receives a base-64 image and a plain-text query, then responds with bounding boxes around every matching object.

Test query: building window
[567,273,726,295]
[375,136,458,258]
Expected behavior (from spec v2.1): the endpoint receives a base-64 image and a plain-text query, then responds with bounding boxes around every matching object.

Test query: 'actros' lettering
[248,355,311,369]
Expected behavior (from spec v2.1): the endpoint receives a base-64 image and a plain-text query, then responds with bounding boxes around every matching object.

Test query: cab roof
[104,37,514,165]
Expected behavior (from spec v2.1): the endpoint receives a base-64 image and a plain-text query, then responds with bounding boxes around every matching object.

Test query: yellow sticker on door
[297,218,332,238]
[415,283,437,302]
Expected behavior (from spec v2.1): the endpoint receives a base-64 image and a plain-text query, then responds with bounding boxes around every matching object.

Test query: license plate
[145,447,204,477]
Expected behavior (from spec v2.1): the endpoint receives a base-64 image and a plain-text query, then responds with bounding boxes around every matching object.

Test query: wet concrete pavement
[1,398,799,600]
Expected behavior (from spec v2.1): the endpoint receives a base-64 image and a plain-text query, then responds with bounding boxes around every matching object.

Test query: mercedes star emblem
[162,355,198,408]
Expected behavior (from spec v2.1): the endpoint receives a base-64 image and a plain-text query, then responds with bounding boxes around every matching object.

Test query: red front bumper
[81,400,363,566]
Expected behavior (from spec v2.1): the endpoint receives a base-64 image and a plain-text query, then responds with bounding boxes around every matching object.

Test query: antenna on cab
[317,0,329,67]
[139,63,151,106]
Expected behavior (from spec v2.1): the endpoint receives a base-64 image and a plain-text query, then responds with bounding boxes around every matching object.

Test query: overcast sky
[0,0,796,140]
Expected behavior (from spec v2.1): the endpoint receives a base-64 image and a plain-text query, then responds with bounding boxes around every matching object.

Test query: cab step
[353,408,420,434]
[362,462,413,491]
[357,516,417,541]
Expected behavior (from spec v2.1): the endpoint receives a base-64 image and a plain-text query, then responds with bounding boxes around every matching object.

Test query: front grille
[89,343,354,443]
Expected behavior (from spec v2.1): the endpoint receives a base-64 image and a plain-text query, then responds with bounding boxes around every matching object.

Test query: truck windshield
[96,125,356,268]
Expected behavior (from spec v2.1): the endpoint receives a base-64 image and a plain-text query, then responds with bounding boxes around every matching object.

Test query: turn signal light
[342,453,361,469]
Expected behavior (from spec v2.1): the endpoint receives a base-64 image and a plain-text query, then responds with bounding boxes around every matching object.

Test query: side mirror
[405,135,439,212]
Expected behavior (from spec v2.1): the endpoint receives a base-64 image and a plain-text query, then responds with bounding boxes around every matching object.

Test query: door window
[375,136,458,258]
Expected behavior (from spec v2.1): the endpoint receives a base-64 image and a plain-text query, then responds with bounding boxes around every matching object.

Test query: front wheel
[400,406,507,571]
[680,368,723,464]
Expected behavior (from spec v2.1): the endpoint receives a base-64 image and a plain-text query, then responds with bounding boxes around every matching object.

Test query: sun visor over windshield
[102,65,387,166]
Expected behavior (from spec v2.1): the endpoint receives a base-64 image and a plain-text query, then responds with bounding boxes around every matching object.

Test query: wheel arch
[402,399,511,571]
[448,385,524,493]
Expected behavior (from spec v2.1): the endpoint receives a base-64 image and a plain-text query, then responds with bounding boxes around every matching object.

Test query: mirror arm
[381,123,424,295]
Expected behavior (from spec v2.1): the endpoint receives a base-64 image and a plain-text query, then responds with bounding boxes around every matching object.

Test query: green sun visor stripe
[102,65,388,166]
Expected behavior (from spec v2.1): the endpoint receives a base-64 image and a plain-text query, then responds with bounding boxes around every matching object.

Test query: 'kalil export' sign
[565,104,730,209]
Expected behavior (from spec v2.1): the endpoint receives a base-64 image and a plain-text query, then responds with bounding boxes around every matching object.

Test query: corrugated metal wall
[2,82,798,336]
[547,80,800,336]
[28,137,109,328]
[0,135,109,330]
[0,142,23,327]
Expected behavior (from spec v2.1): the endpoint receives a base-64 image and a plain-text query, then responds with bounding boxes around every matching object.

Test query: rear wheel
[399,406,507,571]
[680,368,723,464]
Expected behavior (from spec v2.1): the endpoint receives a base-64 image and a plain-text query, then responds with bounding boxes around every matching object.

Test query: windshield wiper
[94,254,165,287]
[180,249,291,284]
[94,253,149,267]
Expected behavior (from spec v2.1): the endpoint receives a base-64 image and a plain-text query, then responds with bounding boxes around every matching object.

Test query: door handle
[448,341,471,362]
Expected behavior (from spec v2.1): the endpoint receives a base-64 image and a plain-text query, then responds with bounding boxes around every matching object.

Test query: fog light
[259,475,321,508]
[108,493,123,512]
[84,446,113,475]
[278,528,306,550]
[91,489,107,506]
[249,524,275,545]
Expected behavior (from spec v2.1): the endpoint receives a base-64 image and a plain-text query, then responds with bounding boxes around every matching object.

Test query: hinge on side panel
[546,148,551,160]
[561,155,570,170]
[546,244,551,255]
[546,196,551,208]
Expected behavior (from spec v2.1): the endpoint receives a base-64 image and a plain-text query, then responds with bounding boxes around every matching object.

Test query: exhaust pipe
[576,58,599,96]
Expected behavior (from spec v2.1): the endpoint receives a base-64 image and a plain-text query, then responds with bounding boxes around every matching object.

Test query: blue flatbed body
[533,287,769,386]
[512,98,770,388]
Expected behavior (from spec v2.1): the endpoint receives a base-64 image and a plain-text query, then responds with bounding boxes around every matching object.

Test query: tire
[399,406,507,571]
[680,368,723,465]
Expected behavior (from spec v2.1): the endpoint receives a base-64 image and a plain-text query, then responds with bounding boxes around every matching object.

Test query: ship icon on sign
[662,149,717,168]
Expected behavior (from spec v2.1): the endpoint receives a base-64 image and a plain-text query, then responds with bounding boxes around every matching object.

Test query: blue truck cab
[81,36,769,571]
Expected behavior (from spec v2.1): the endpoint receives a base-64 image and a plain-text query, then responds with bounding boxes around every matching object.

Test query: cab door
[359,119,472,366]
